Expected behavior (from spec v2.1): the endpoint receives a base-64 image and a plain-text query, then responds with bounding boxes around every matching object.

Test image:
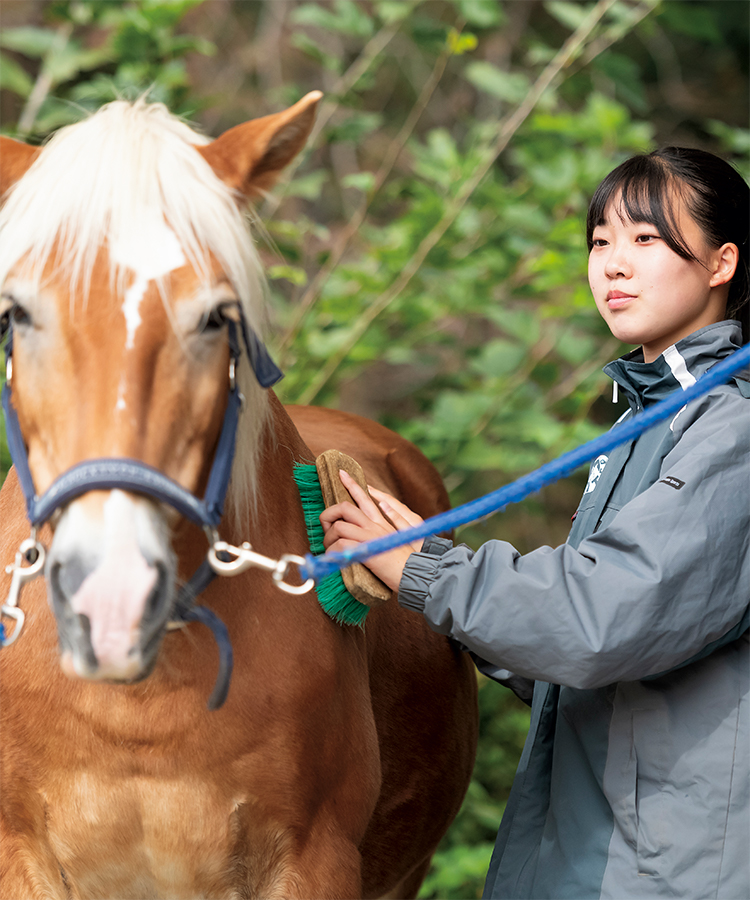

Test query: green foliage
[0,2,747,897]
[418,679,531,898]
[0,0,214,138]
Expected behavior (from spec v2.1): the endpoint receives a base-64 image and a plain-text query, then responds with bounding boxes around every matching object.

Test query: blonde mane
[0,99,272,521]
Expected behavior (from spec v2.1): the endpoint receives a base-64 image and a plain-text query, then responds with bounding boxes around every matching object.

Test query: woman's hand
[320,470,424,592]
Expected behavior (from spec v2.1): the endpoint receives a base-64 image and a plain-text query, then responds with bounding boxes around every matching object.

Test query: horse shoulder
[284,404,450,519]
[283,403,478,898]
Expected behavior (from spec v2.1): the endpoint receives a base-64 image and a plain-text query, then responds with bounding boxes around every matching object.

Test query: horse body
[0,97,477,899]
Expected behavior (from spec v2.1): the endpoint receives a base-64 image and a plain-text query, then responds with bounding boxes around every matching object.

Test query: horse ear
[0,137,40,198]
[198,91,322,200]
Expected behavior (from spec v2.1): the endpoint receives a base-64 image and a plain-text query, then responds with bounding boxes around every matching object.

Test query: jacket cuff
[420,535,454,556]
[398,551,444,613]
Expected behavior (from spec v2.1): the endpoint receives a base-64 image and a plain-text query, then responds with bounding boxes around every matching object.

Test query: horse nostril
[50,557,89,604]
[49,561,73,620]
[144,562,168,620]
[76,614,99,671]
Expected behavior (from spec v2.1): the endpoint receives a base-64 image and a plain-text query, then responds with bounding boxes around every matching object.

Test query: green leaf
[544,1,594,31]
[473,340,527,378]
[291,3,338,29]
[285,170,328,200]
[418,841,495,897]
[290,32,343,74]
[465,61,530,103]
[325,111,382,144]
[268,265,308,286]
[44,43,115,85]
[342,171,376,193]
[374,0,416,24]
[27,100,86,134]
[448,28,479,56]
[485,309,541,345]
[431,391,494,437]
[140,0,207,28]
[167,34,217,57]
[706,121,750,163]
[153,58,190,90]
[0,27,59,58]
[593,52,647,113]
[292,0,374,38]
[0,52,33,97]
[455,0,506,28]
[332,0,375,38]
[657,1,723,43]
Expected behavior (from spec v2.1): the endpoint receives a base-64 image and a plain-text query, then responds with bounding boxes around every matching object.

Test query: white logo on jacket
[584,455,608,495]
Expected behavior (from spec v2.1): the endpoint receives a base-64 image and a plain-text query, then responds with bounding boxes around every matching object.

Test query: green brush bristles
[293,463,370,627]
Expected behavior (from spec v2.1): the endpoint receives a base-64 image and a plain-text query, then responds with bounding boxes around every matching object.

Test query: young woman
[321,147,750,899]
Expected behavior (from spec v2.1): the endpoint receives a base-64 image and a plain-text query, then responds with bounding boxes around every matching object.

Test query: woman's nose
[604,243,632,278]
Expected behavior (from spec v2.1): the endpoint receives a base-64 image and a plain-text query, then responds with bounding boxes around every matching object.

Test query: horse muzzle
[46,491,175,682]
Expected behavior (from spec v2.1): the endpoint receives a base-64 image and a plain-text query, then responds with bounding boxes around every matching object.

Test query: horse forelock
[0,99,273,521]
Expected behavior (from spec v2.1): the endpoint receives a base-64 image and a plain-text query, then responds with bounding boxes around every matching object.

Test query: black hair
[586,147,750,344]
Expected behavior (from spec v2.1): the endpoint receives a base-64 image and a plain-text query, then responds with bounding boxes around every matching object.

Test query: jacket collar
[604,321,744,408]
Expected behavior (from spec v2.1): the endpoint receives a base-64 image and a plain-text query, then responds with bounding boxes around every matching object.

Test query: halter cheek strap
[1,389,245,530]
[1,316,281,528]
[1,314,282,709]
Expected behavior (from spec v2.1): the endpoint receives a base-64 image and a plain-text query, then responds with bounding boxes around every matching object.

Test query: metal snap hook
[2,536,46,648]
[272,555,315,596]
[205,540,314,595]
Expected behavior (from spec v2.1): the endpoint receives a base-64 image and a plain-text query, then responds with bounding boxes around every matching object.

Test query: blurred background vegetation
[1,1,748,896]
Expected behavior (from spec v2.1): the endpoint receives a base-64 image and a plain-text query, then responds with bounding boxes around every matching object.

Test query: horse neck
[171,393,312,572]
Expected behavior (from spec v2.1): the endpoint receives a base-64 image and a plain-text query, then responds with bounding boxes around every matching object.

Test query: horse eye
[199,306,227,334]
[1,295,30,331]
[10,303,32,328]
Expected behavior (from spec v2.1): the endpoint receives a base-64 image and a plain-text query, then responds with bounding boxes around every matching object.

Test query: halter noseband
[1,311,283,709]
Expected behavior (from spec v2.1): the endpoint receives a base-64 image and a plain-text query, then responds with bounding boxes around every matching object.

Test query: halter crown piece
[0,310,284,709]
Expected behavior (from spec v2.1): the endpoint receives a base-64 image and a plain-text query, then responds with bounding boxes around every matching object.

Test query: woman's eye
[591,238,608,248]
[635,233,659,243]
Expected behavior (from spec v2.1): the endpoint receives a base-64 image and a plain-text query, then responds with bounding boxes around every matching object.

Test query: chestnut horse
[0,96,477,899]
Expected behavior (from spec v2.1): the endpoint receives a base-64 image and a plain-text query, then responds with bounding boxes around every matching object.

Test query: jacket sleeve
[398,389,750,689]
[417,536,535,704]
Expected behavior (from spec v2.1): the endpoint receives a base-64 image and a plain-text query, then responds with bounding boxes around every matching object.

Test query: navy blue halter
[1,310,283,709]
[1,314,282,528]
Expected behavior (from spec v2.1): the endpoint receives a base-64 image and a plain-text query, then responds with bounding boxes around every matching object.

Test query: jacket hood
[604,321,745,408]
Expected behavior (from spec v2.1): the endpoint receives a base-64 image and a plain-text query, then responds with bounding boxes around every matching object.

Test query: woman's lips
[607,290,635,310]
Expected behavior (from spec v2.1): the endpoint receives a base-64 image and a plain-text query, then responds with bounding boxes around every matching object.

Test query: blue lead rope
[301,342,750,583]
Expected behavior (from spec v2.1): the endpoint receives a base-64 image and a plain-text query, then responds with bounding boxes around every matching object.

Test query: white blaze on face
[110,214,186,411]
[115,382,127,412]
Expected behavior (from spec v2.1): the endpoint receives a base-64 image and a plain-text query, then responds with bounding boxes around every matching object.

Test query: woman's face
[588,192,736,362]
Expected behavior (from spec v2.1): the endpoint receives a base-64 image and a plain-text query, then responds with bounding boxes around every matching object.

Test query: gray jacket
[399,322,750,899]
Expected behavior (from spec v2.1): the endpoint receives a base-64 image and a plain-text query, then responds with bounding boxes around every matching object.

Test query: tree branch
[298,0,655,406]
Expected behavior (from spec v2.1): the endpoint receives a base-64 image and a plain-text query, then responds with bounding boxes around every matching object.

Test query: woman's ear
[710,242,739,288]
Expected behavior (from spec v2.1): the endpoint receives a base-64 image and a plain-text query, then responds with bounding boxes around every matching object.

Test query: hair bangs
[585,155,698,263]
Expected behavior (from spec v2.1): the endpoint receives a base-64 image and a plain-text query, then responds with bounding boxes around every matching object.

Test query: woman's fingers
[378,505,424,552]
[321,500,392,551]
[368,486,424,529]
[317,471,418,591]
[320,499,383,533]
[338,470,386,523]
[319,473,426,556]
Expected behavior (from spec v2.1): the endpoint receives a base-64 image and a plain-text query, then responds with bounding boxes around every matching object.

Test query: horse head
[0,94,320,684]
